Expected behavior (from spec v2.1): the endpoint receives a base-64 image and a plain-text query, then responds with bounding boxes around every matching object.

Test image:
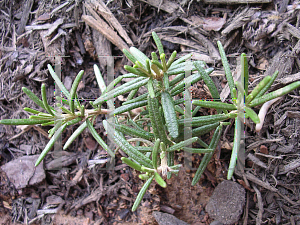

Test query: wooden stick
[17,0,34,35]
[82,15,129,51]
[88,0,133,46]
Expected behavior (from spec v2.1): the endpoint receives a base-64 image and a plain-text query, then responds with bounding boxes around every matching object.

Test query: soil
[1,0,300,225]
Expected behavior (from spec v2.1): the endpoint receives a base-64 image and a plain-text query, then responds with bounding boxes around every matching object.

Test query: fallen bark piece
[206,180,245,225]
[1,155,45,189]
[82,15,129,51]
[44,18,64,38]
[88,0,133,46]
[222,7,257,36]
[17,0,34,35]
[139,0,179,14]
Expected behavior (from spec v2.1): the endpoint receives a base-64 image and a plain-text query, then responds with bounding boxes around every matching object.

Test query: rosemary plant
[1,32,299,211]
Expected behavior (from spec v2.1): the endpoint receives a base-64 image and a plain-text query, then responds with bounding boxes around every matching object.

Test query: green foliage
[1,32,300,211]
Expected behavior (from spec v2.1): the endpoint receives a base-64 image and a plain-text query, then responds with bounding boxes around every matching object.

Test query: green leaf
[0,118,52,125]
[170,53,193,67]
[227,117,242,180]
[147,95,169,145]
[123,48,138,64]
[104,121,153,168]
[183,148,213,153]
[249,81,300,107]
[174,105,184,115]
[56,103,73,115]
[129,47,150,67]
[178,114,232,127]
[152,32,164,56]
[94,64,113,109]
[127,88,139,101]
[86,119,115,157]
[241,53,249,96]
[192,122,220,137]
[244,106,260,124]
[104,74,138,95]
[151,63,161,77]
[47,64,70,99]
[192,100,237,110]
[41,84,55,116]
[169,73,185,87]
[161,91,179,139]
[109,100,148,116]
[152,139,160,169]
[192,124,222,185]
[217,41,235,99]
[124,65,149,77]
[35,123,67,166]
[166,61,204,76]
[170,68,214,96]
[139,174,151,180]
[167,137,198,152]
[22,87,48,111]
[163,72,169,90]
[63,121,87,149]
[121,157,143,172]
[147,78,155,98]
[193,61,221,113]
[94,77,149,105]
[48,120,63,138]
[256,71,279,98]
[160,53,167,72]
[141,166,155,173]
[146,59,151,74]
[154,172,167,188]
[66,117,82,126]
[151,60,163,70]
[151,52,158,61]
[166,51,177,69]
[112,123,155,140]
[132,175,154,212]
[69,70,84,113]
[192,106,201,117]
[23,107,42,114]
[245,76,272,104]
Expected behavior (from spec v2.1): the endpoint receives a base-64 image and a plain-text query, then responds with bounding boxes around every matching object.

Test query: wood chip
[222,7,257,36]
[82,13,129,52]
[17,0,34,35]
[139,0,179,14]
[277,72,300,84]
[279,158,300,175]
[44,18,64,38]
[88,0,133,46]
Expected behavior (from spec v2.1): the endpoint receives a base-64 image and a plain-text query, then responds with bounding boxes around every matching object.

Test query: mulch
[0,0,300,224]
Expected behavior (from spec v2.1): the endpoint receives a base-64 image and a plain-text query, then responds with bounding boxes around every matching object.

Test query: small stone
[206,180,245,225]
[152,211,188,225]
[1,155,45,189]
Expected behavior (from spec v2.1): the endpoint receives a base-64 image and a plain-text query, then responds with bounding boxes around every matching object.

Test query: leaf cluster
[1,32,299,212]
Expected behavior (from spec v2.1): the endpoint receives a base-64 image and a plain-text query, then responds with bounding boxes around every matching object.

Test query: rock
[206,180,245,225]
[1,155,45,189]
[152,211,189,225]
